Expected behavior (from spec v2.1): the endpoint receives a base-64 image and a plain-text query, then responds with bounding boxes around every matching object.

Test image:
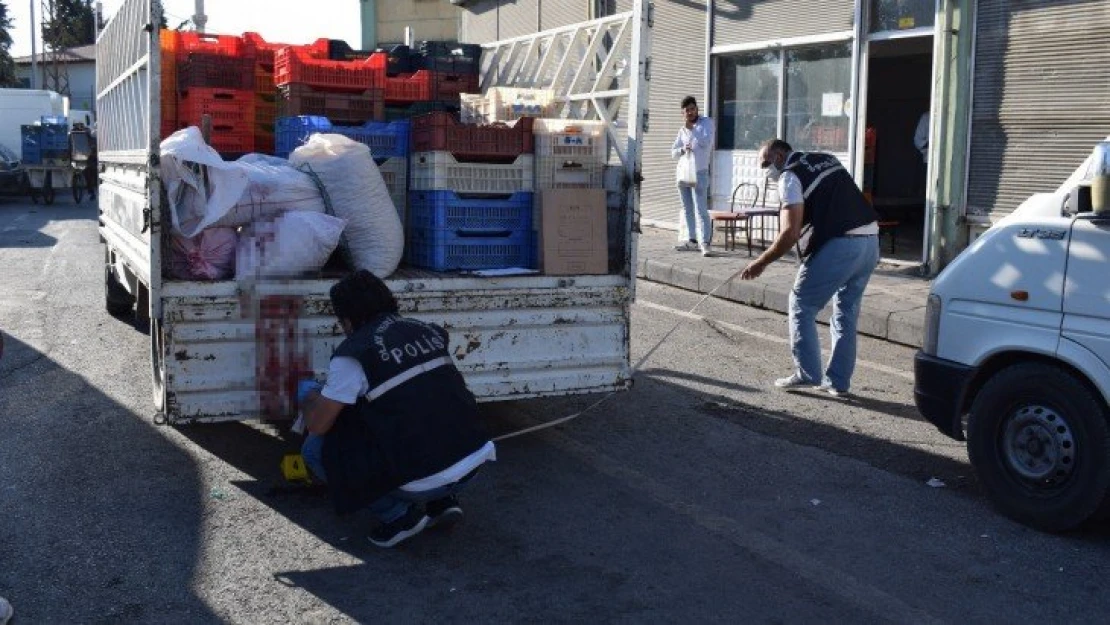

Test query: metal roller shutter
[540,0,589,30]
[713,0,853,47]
[639,0,709,225]
[967,1,1110,218]
[499,0,541,39]
[460,0,501,43]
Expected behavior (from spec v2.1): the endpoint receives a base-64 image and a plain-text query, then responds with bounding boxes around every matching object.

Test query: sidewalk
[633,226,932,348]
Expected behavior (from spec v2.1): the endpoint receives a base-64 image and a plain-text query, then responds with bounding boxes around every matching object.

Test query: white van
[915,142,1110,532]
[0,88,67,160]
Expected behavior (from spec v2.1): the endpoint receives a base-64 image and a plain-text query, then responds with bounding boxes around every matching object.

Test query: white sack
[160,127,326,237]
[169,227,238,281]
[289,134,404,277]
[236,212,347,280]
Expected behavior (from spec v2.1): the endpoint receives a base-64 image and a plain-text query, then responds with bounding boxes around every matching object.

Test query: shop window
[783,44,852,154]
[870,0,935,32]
[715,51,780,150]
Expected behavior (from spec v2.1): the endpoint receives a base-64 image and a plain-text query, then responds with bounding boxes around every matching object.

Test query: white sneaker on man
[675,241,698,251]
[774,373,817,390]
[699,243,711,257]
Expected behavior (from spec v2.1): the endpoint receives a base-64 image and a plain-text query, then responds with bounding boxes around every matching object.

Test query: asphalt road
[2,197,1109,624]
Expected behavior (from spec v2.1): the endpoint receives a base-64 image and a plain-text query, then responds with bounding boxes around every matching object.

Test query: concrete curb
[636,260,925,349]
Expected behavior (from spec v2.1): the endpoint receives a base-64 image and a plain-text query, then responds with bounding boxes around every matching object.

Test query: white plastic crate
[534,155,605,190]
[533,119,608,160]
[410,151,535,194]
[376,156,408,221]
[460,87,556,124]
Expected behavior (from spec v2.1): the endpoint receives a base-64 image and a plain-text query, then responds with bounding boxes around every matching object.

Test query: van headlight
[922,294,941,356]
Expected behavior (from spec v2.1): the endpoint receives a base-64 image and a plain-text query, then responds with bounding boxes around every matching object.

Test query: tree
[0,1,18,87]
[42,0,95,51]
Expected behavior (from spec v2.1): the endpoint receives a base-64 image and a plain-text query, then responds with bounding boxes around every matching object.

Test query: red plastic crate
[179,88,256,129]
[166,31,253,62]
[254,131,275,154]
[255,66,275,96]
[178,53,255,90]
[384,70,479,105]
[274,46,384,92]
[411,112,534,162]
[277,84,384,124]
[242,33,329,69]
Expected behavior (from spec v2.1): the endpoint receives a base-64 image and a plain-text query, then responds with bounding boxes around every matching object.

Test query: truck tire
[105,256,135,317]
[967,363,1110,532]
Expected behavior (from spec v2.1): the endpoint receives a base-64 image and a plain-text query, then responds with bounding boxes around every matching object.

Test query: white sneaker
[674,241,697,251]
[820,381,850,398]
[0,596,12,625]
[774,373,817,389]
[700,243,711,257]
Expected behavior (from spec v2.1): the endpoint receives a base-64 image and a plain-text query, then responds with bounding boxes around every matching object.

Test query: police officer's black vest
[321,313,489,515]
[783,152,877,257]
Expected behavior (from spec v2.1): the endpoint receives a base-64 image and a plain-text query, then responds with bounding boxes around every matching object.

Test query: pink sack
[169,228,238,281]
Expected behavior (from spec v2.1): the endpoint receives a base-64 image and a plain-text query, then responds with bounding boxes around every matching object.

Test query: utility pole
[192,0,207,33]
[29,0,38,89]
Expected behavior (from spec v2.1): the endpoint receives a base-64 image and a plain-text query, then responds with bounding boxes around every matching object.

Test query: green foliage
[0,1,19,87]
[42,0,96,50]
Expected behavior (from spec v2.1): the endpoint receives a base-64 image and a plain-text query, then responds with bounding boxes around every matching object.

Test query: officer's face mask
[765,160,783,182]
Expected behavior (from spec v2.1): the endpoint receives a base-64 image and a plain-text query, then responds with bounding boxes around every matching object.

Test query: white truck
[97,0,652,423]
[914,143,1110,532]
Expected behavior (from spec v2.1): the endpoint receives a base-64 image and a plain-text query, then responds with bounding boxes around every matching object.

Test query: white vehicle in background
[915,142,1110,532]
[97,0,653,423]
[0,88,67,161]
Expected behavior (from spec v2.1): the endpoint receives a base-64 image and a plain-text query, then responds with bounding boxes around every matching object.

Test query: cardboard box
[540,188,607,275]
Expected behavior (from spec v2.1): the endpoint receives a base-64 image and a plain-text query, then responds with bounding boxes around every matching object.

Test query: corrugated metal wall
[460,0,500,43]
[967,0,1110,218]
[713,0,854,46]
[499,0,540,39]
[638,0,709,225]
[540,0,590,30]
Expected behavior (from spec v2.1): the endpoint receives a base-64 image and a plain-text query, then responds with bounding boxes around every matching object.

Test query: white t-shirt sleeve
[320,356,369,405]
[779,171,804,206]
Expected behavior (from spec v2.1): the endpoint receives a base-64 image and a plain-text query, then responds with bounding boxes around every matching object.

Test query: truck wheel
[105,254,135,317]
[967,363,1110,532]
[151,317,167,413]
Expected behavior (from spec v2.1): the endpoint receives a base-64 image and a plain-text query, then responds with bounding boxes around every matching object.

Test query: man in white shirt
[671,96,716,256]
[739,139,880,397]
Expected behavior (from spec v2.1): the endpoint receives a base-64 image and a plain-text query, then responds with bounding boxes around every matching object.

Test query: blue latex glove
[297,379,323,404]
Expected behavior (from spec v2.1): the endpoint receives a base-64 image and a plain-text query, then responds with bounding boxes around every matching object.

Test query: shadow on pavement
[0,333,216,622]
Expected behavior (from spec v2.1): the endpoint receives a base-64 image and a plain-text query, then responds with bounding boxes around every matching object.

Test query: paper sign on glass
[822,93,844,117]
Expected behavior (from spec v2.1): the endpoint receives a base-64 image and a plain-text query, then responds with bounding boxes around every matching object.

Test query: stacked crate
[20,116,69,165]
[160,32,260,156]
[376,42,480,120]
[274,41,384,122]
[241,32,299,154]
[406,111,536,271]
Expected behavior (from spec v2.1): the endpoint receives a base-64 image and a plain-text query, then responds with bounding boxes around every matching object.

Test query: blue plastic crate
[407,226,535,271]
[275,116,409,159]
[40,124,69,151]
[407,190,532,232]
[21,125,42,164]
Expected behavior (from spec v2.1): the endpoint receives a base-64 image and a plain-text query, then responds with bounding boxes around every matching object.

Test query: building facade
[425,0,1110,272]
[13,44,97,113]
[361,0,461,48]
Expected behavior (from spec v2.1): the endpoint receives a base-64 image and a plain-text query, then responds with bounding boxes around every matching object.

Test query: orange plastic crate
[384,71,479,105]
[255,66,275,96]
[256,93,277,131]
[274,46,384,92]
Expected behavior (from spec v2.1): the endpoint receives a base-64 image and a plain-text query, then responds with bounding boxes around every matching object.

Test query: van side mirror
[1067,183,1093,215]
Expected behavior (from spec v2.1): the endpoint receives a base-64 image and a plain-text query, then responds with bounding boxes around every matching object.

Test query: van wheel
[967,363,1110,532]
[105,252,135,317]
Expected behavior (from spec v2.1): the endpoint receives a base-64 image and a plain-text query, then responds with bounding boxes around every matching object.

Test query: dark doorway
[863,37,932,263]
